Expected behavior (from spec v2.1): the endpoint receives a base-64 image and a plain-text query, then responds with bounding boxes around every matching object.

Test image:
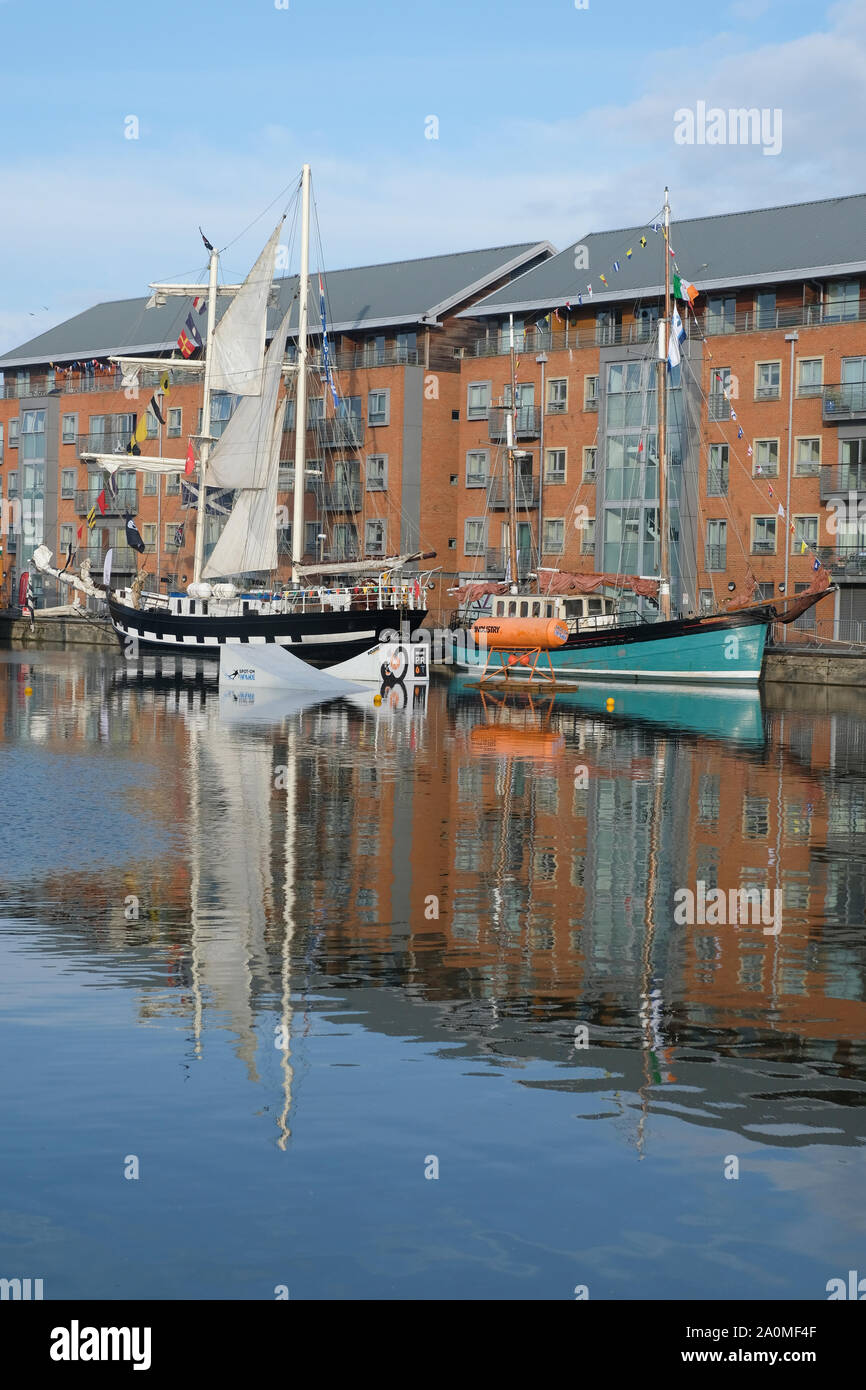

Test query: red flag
[77,525,83,540]
[97,490,106,515]
[185,441,195,476]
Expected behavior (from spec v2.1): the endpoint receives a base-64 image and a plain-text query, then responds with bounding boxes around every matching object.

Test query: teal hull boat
[457,610,769,685]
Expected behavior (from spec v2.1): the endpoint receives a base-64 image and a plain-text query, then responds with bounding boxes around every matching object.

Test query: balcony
[487,406,540,441]
[823,384,866,423]
[705,545,727,572]
[751,540,776,555]
[323,483,362,511]
[276,466,321,494]
[315,418,365,448]
[77,431,138,458]
[75,489,138,516]
[85,544,139,572]
[754,386,781,402]
[817,545,866,577]
[486,477,539,509]
[819,464,866,501]
[482,547,533,577]
[707,468,729,497]
[707,394,731,422]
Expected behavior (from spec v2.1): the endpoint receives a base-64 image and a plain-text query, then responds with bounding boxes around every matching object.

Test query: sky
[0,0,863,353]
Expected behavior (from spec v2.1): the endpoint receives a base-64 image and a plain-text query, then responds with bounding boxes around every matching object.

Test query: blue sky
[0,0,862,352]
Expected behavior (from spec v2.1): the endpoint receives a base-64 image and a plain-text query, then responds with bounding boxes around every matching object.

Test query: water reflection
[0,649,864,1298]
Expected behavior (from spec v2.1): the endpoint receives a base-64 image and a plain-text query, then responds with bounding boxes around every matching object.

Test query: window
[825,280,859,323]
[164,523,180,550]
[364,335,385,366]
[706,295,737,335]
[365,519,386,555]
[582,446,597,481]
[61,468,76,499]
[18,371,30,397]
[634,305,659,341]
[797,358,822,396]
[706,519,727,570]
[752,516,777,554]
[143,473,157,496]
[545,448,566,483]
[62,413,77,444]
[547,378,568,414]
[755,291,776,330]
[795,437,821,475]
[448,538,456,549]
[840,437,866,490]
[166,472,181,494]
[543,518,564,553]
[307,397,324,427]
[9,418,19,446]
[367,389,389,426]
[366,454,387,490]
[707,443,729,496]
[708,368,732,420]
[791,515,818,553]
[8,471,18,497]
[467,382,490,420]
[754,439,779,476]
[584,375,598,410]
[21,410,46,460]
[145,405,160,438]
[0,423,3,464]
[755,361,781,400]
[395,331,416,362]
[581,517,596,555]
[699,589,715,613]
[210,394,233,438]
[305,521,318,555]
[59,524,74,552]
[167,407,182,437]
[138,524,155,552]
[464,518,487,556]
[595,310,618,346]
[466,450,489,486]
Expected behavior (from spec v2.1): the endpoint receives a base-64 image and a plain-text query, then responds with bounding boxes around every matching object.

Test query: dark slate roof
[0,242,554,368]
[457,193,866,318]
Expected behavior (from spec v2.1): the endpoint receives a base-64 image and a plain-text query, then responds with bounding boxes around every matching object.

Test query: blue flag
[318,275,339,408]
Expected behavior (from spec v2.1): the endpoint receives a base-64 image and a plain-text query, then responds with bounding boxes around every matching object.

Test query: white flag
[667,327,680,370]
[103,548,113,586]
[671,304,686,344]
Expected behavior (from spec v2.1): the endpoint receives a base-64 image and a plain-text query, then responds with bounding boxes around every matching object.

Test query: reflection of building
[2,661,865,1147]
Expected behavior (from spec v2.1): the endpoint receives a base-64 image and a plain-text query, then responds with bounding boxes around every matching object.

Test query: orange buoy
[472,616,569,651]
[606,697,615,711]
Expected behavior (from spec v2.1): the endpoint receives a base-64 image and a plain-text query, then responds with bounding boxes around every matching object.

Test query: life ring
[380,644,409,684]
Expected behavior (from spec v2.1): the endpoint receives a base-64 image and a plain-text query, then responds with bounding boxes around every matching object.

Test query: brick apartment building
[1,191,865,638]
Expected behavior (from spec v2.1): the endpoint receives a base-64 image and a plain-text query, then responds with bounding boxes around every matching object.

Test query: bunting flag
[160,372,171,395]
[768,485,774,496]
[737,427,744,438]
[613,261,621,273]
[731,409,737,420]
[86,504,97,530]
[599,274,608,286]
[640,237,647,248]
[134,417,148,444]
[801,540,807,553]
[778,503,785,518]
[149,394,165,427]
[747,446,753,457]
[672,273,699,305]
[60,539,74,574]
[185,441,195,476]
[626,248,633,258]
[192,296,206,313]
[177,329,197,358]
[97,490,106,516]
[103,549,113,586]
[175,522,185,549]
[814,558,821,571]
[586,284,593,297]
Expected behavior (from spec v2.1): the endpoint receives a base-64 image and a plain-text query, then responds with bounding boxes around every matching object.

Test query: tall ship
[32,165,434,667]
[452,188,832,684]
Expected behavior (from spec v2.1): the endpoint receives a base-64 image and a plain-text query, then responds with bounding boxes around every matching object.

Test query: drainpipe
[783,331,798,643]
[536,352,548,577]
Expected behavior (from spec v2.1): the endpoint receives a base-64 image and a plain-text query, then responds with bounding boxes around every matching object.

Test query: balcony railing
[751,539,776,555]
[75,489,138,516]
[487,405,540,440]
[315,418,365,448]
[819,464,866,500]
[77,431,140,457]
[707,394,731,421]
[85,544,139,571]
[817,545,866,576]
[323,483,362,511]
[823,383,866,422]
[486,477,539,509]
[706,469,729,497]
[482,547,533,576]
[276,466,321,494]
[705,545,727,571]
[754,386,781,401]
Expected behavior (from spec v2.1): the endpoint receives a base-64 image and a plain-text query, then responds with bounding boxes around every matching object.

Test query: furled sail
[202,398,285,578]
[207,220,283,397]
[206,305,290,490]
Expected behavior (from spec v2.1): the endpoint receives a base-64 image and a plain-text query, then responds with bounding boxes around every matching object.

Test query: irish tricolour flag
[672,273,699,305]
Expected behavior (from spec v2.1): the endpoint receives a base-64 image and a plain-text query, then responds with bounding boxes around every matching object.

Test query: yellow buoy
[606,697,615,712]
[24,686,33,697]
[373,693,382,706]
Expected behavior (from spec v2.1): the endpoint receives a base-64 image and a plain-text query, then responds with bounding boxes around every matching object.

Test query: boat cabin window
[494,600,505,615]
[519,600,528,617]
[508,600,517,615]
[588,597,603,614]
[531,601,541,617]
[546,603,553,617]
[564,598,586,618]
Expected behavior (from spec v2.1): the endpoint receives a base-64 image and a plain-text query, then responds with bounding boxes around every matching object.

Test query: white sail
[203,398,285,578]
[207,221,283,396]
[206,305,290,490]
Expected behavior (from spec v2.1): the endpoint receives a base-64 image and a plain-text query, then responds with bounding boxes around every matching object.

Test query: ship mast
[291,164,311,584]
[192,245,219,585]
[655,186,672,620]
[506,313,519,588]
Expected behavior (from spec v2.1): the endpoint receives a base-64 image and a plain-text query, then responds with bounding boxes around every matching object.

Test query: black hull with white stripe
[108,595,426,668]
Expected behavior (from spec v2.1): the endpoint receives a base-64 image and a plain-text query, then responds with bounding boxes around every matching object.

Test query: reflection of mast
[278,728,297,1150]
[188,720,204,1059]
[636,741,669,1157]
